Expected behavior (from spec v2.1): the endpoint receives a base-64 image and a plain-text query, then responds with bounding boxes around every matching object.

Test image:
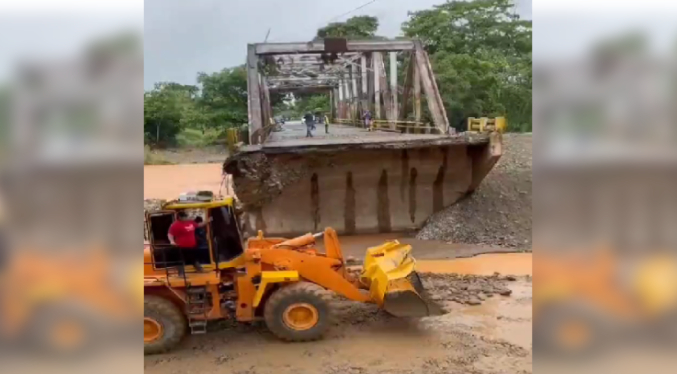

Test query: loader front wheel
[264,282,331,341]
[144,295,186,355]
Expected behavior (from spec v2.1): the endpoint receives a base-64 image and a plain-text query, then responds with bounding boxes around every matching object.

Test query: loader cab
[144,193,245,273]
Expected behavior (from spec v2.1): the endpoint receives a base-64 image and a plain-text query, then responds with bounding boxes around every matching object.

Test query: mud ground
[144,275,532,374]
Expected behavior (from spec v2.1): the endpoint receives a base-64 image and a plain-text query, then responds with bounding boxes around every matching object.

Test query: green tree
[272,97,296,119]
[196,66,249,130]
[403,0,532,131]
[317,16,379,39]
[144,84,187,146]
[159,82,199,98]
[293,94,330,116]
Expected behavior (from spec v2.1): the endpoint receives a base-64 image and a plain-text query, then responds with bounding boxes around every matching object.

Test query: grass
[144,145,174,165]
[506,121,532,133]
[176,127,225,148]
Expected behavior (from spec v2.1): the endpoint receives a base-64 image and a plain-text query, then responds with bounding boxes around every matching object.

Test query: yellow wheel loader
[143,194,443,354]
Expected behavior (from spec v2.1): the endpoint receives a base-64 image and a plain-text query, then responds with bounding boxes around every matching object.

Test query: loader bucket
[360,241,445,318]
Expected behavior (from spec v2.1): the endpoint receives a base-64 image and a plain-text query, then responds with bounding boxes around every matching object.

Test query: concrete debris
[223,152,325,208]
[419,272,517,306]
[326,272,519,326]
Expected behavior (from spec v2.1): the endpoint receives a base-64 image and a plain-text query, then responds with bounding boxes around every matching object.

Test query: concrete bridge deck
[239,121,489,155]
[267,121,442,145]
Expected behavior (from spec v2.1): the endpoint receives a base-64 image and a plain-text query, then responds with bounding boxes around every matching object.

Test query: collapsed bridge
[225,39,503,237]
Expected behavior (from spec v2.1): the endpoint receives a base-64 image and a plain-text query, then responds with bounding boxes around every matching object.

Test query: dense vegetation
[143,0,532,146]
[403,0,531,131]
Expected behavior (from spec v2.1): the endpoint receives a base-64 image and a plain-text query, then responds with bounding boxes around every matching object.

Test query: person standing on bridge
[323,113,329,134]
[363,109,372,130]
[304,112,315,138]
[315,111,328,134]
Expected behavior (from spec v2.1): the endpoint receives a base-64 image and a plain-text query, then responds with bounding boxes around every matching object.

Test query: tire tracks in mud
[144,276,532,374]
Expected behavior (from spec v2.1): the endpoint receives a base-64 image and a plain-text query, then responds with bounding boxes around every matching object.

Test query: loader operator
[193,216,210,264]
[168,211,210,273]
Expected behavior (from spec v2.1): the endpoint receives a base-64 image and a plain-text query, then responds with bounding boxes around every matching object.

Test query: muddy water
[144,164,224,199]
[321,232,529,267]
[337,233,532,275]
[417,253,532,276]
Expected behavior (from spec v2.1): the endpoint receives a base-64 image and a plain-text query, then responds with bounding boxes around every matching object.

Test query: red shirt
[168,220,197,248]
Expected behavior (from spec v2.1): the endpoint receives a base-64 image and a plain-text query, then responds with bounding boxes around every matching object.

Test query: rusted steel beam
[270,86,334,94]
[350,64,359,121]
[413,55,422,134]
[261,75,272,129]
[267,76,340,82]
[246,44,263,144]
[344,72,349,119]
[269,83,337,90]
[367,54,374,114]
[400,52,414,130]
[360,55,368,116]
[330,89,335,120]
[375,52,392,122]
[372,52,382,120]
[389,51,398,129]
[414,41,448,133]
[255,40,416,55]
[338,77,345,118]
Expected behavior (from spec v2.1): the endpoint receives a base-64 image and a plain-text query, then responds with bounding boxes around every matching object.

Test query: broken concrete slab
[224,127,501,237]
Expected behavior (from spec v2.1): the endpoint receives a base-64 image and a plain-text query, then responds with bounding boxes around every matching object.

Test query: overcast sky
[4,1,677,88]
[143,0,532,89]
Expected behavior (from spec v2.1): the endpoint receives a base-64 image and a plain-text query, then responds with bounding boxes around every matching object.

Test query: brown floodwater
[144,164,224,199]
[417,253,532,276]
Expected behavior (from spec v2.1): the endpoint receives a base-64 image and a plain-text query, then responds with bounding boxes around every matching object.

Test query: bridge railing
[467,117,506,133]
[333,118,441,134]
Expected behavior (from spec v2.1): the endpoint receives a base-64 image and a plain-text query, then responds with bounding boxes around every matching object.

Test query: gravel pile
[417,133,532,249]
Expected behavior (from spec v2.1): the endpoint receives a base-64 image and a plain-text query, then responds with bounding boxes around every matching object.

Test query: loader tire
[264,282,332,342]
[144,295,186,355]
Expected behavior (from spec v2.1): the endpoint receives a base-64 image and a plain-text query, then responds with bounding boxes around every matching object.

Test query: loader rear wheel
[144,295,186,355]
[264,282,331,341]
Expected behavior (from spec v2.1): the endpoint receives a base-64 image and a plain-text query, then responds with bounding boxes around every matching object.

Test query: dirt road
[144,255,532,374]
